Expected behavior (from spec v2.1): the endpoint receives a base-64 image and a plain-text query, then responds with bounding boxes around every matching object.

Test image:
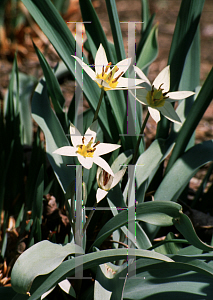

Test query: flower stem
[132,110,150,165]
[92,88,105,122]
[83,201,98,234]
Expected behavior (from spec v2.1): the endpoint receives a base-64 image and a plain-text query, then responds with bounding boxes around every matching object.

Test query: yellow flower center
[96,62,124,91]
[146,84,168,108]
[77,137,100,158]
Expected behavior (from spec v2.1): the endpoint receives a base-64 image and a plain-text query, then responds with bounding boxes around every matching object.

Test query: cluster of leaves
[1,0,213,299]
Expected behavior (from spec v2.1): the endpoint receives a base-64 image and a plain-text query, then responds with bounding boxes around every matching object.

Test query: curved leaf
[136,23,158,70]
[174,212,213,252]
[26,248,173,300]
[166,67,213,173]
[32,79,75,193]
[105,0,126,62]
[91,201,182,249]
[155,140,213,202]
[11,241,84,294]
[124,258,213,299]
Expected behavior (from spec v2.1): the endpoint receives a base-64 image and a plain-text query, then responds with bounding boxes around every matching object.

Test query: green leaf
[31,79,75,193]
[79,0,137,151]
[21,0,113,141]
[105,0,126,62]
[174,212,213,252]
[79,0,113,63]
[136,23,158,70]
[156,0,205,140]
[24,248,173,300]
[124,258,213,299]
[166,67,213,173]
[135,138,172,189]
[33,42,68,131]
[155,140,213,202]
[168,0,205,91]
[11,240,84,294]
[107,191,152,250]
[31,164,44,221]
[18,73,37,145]
[94,263,126,300]
[91,201,182,249]
[141,0,150,30]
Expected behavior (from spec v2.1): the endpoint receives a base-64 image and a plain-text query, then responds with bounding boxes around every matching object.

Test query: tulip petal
[70,123,83,147]
[158,101,182,124]
[133,66,151,86]
[77,155,93,169]
[93,156,114,176]
[116,77,144,88]
[131,89,149,105]
[72,55,96,80]
[167,91,195,101]
[96,166,102,183]
[153,65,170,92]
[96,188,108,203]
[110,168,127,189]
[95,44,109,75]
[84,121,97,143]
[148,107,161,123]
[116,58,131,74]
[53,146,77,156]
[94,143,121,156]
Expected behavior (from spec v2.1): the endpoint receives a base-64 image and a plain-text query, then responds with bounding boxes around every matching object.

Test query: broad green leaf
[135,138,172,189]
[25,248,173,300]
[107,193,152,250]
[155,140,213,202]
[91,201,182,249]
[124,259,213,299]
[11,240,84,294]
[32,79,75,193]
[154,232,182,255]
[136,23,158,70]
[174,212,213,252]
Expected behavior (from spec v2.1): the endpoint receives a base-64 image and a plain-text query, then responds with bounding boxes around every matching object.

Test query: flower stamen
[103,170,111,186]
[77,137,100,158]
[112,71,124,83]
[105,62,112,73]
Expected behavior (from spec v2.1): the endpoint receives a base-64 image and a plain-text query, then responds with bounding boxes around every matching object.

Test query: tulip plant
[1,0,213,299]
